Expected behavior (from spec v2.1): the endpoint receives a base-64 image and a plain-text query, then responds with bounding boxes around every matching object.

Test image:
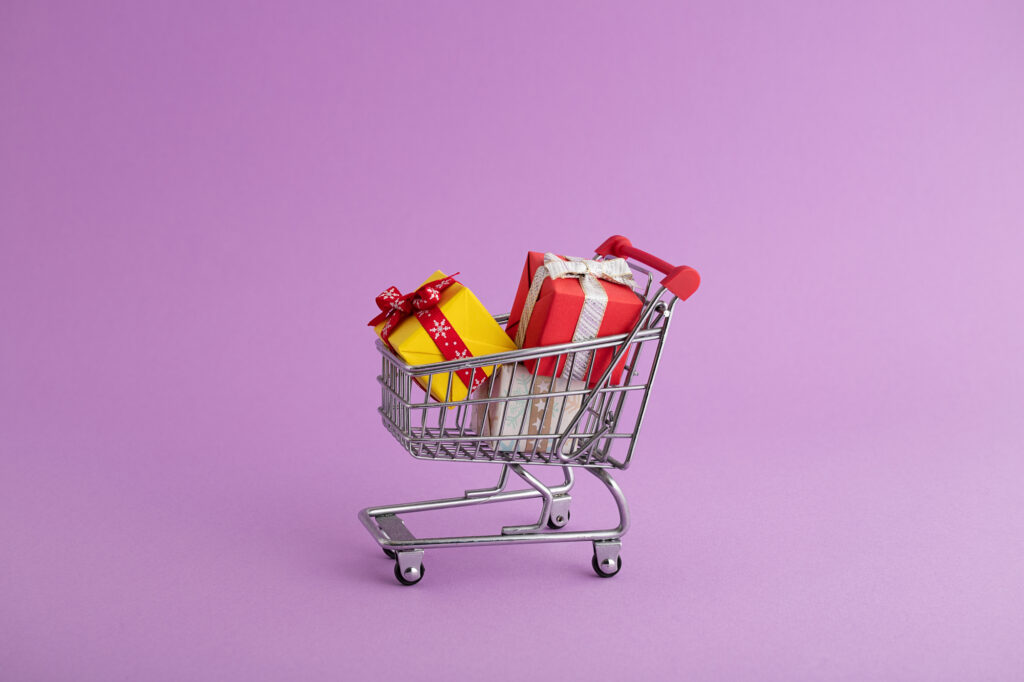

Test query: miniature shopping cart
[358,236,700,585]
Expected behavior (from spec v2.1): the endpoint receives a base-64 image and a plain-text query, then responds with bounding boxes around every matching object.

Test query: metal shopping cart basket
[358,236,700,585]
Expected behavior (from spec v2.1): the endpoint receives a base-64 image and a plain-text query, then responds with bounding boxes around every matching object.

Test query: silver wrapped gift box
[472,364,585,453]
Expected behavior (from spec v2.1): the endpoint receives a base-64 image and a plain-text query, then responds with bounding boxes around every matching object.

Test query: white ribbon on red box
[514,253,635,381]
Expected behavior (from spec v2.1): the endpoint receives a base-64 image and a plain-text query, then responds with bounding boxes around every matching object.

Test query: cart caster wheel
[394,560,425,586]
[592,553,622,578]
[382,548,397,560]
[547,509,571,529]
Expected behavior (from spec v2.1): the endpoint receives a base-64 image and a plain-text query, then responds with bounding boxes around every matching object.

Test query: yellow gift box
[374,270,517,403]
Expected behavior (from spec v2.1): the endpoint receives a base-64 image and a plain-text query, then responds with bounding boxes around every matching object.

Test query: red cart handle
[595,235,700,300]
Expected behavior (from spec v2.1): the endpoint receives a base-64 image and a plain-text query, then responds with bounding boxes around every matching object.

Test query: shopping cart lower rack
[358,236,700,585]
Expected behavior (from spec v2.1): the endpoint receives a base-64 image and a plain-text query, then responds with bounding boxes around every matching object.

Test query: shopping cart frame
[358,236,699,585]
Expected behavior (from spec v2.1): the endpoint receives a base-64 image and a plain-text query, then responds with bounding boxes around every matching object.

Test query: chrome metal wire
[375,268,677,470]
[360,256,685,584]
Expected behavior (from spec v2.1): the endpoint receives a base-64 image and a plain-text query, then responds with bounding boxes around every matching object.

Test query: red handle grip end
[662,265,700,301]
[596,235,700,300]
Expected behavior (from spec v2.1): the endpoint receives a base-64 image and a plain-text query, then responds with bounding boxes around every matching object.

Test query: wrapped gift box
[505,252,643,386]
[371,270,516,404]
[472,364,585,453]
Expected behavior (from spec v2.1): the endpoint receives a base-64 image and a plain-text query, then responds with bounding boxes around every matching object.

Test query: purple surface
[2,1,1023,679]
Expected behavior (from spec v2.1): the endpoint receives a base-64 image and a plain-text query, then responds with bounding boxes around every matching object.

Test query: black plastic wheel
[382,548,397,560]
[394,560,425,586]
[546,509,571,530]
[592,553,622,578]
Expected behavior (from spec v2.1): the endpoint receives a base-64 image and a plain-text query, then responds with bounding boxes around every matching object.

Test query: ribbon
[514,253,635,381]
[368,273,485,394]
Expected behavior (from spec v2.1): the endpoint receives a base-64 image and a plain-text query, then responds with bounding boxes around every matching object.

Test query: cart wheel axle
[546,509,571,530]
[546,495,573,530]
[393,550,426,586]
[394,561,425,586]
[592,540,623,578]
[592,553,622,578]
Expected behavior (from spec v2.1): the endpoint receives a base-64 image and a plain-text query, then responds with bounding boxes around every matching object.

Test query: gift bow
[368,272,487,396]
[515,253,635,382]
[368,274,459,340]
[541,253,635,289]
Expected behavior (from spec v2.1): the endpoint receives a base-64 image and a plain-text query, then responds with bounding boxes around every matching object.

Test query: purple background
[2,1,1023,679]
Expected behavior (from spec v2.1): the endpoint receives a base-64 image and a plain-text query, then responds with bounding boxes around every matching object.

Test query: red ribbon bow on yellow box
[369,271,516,403]
[370,273,459,348]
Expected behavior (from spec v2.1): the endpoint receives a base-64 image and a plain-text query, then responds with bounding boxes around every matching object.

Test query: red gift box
[506,252,643,386]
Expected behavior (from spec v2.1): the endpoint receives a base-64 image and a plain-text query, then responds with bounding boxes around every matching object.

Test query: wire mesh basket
[377,275,675,470]
[360,236,700,584]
